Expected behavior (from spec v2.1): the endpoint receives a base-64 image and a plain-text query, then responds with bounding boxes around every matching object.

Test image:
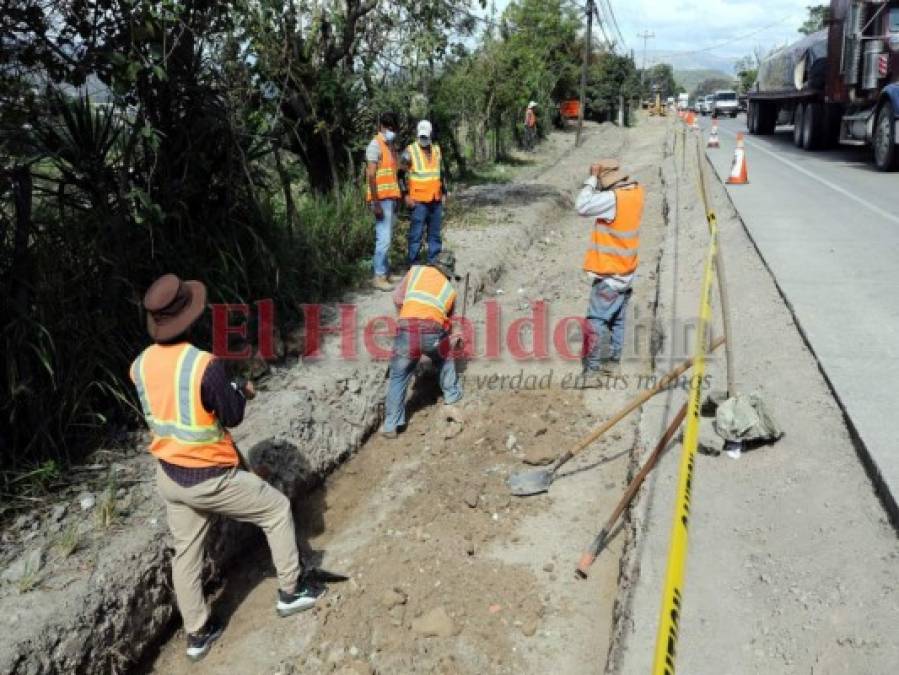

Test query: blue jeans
[383,324,462,433]
[373,199,396,277]
[407,200,443,265]
[584,278,631,370]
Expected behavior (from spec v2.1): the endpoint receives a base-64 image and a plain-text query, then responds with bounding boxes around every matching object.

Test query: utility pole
[636,29,655,87]
[576,0,594,147]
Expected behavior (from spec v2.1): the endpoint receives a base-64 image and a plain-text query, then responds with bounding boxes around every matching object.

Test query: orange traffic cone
[726,132,749,184]
[707,120,720,148]
[685,111,694,126]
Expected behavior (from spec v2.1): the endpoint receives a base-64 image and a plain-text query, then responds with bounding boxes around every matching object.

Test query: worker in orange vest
[366,112,401,292]
[401,119,445,265]
[574,161,644,384]
[524,101,538,151]
[130,274,325,661]
[381,250,463,438]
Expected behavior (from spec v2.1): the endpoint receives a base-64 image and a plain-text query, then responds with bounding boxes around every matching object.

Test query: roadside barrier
[707,120,720,148]
[726,132,749,184]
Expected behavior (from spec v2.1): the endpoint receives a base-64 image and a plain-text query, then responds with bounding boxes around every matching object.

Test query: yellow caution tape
[651,134,720,675]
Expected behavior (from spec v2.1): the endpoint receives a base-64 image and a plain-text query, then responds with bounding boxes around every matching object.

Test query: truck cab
[747,0,899,170]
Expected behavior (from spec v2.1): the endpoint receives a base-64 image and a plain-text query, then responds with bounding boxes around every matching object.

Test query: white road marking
[715,125,899,227]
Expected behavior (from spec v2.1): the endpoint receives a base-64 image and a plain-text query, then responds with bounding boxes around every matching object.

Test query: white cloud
[487,0,813,68]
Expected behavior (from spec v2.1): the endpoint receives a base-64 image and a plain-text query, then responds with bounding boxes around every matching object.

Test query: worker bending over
[130,274,324,661]
[575,160,644,384]
[401,119,446,266]
[382,250,464,438]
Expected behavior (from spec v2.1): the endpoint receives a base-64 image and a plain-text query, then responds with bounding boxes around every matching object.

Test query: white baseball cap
[528,101,537,108]
[417,120,433,138]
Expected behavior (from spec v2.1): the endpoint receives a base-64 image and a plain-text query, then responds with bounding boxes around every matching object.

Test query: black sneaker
[185,618,223,661]
[276,580,326,617]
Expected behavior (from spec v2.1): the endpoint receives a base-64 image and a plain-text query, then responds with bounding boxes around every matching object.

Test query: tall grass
[0,96,375,500]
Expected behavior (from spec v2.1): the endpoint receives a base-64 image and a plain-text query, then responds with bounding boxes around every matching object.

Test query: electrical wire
[650,16,794,58]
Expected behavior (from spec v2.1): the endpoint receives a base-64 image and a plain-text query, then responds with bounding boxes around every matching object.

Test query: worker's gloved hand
[372,201,384,218]
[404,195,416,209]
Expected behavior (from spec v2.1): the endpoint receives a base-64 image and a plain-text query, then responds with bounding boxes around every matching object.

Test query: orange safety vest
[366,133,400,202]
[582,185,644,276]
[399,265,457,328]
[130,343,238,468]
[406,142,442,203]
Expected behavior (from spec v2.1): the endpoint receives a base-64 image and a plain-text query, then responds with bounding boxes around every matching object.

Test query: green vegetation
[0,0,642,484]
[799,4,829,35]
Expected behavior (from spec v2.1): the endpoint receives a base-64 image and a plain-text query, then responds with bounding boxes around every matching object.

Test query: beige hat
[600,169,630,189]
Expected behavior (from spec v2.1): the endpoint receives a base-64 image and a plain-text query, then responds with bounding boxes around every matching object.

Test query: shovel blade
[507,468,554,497]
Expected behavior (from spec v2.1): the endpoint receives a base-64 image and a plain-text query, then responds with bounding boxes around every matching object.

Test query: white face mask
[383,129,396,143]
[418,136,431,147]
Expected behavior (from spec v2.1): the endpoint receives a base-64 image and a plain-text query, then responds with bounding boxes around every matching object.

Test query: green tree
[799,4,829,35]
[734,55,758,94]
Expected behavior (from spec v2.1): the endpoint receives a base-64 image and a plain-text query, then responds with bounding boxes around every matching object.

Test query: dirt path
[147,118,673,674]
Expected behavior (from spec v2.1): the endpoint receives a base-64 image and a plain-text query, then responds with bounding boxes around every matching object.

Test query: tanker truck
[746,0,899,170]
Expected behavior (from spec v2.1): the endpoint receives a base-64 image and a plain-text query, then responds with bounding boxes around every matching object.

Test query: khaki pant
[156,465,301,633]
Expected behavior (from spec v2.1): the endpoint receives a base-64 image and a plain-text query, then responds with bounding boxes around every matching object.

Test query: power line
[648,16,793,59]
[636,29,655,85]
[599,0,626,51]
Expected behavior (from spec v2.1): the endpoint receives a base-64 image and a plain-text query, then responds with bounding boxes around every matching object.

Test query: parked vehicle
[713,90,740,117]
[677,93,690,110]
[747,0,899,170]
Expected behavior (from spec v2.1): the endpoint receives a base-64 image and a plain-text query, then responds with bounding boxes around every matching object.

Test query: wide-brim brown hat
[432,249,461,281]
[594,158,620,173]
[143,273,207,342]
[600,168,629,189]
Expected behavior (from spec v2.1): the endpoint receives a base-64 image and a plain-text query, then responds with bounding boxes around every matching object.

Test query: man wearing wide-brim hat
[381,250,464,438]
[574,159,644,384]
[129,274,324,661]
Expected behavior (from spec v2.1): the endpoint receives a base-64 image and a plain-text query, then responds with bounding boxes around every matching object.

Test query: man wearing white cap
[401,120,446,265]
[524,101,538,151]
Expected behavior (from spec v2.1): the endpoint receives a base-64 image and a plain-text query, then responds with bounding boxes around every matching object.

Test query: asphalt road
[698,113,899,523]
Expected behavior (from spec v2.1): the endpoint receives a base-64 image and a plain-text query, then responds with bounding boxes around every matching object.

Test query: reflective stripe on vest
[366,133,400,202]
[131,344,238,468]
[582,185,644,276]
[399,265,457,326]
[407,142,442,203]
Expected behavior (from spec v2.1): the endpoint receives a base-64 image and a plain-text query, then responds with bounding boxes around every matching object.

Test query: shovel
[575,402,687,578]
[507,336,723,497]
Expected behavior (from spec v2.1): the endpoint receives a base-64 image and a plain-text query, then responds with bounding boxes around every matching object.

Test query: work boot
[276,579,326,618]
[599,359,621,377]
[380,429,398,439]
[186,617,224,661]
[372,275,393,292]
[577,368,606,389]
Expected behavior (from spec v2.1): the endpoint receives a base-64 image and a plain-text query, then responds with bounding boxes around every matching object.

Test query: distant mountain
[674,69,737,94]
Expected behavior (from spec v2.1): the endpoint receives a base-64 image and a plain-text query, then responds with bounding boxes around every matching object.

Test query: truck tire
[873,100,899,171]
[747,101,757,133]
[802,101,824,150]
[793,103,805,147]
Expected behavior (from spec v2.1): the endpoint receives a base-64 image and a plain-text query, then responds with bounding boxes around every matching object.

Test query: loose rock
[523,445,557,466]
[411,606,456,637]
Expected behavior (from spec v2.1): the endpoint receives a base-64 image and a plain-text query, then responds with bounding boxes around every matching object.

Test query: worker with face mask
[401,120,446,266]
[366,112,401,291]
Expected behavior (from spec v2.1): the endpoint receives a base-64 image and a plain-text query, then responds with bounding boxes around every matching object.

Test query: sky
[486,0,815,72]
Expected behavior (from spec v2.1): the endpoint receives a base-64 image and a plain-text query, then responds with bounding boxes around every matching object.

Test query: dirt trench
[0,118,677,675]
